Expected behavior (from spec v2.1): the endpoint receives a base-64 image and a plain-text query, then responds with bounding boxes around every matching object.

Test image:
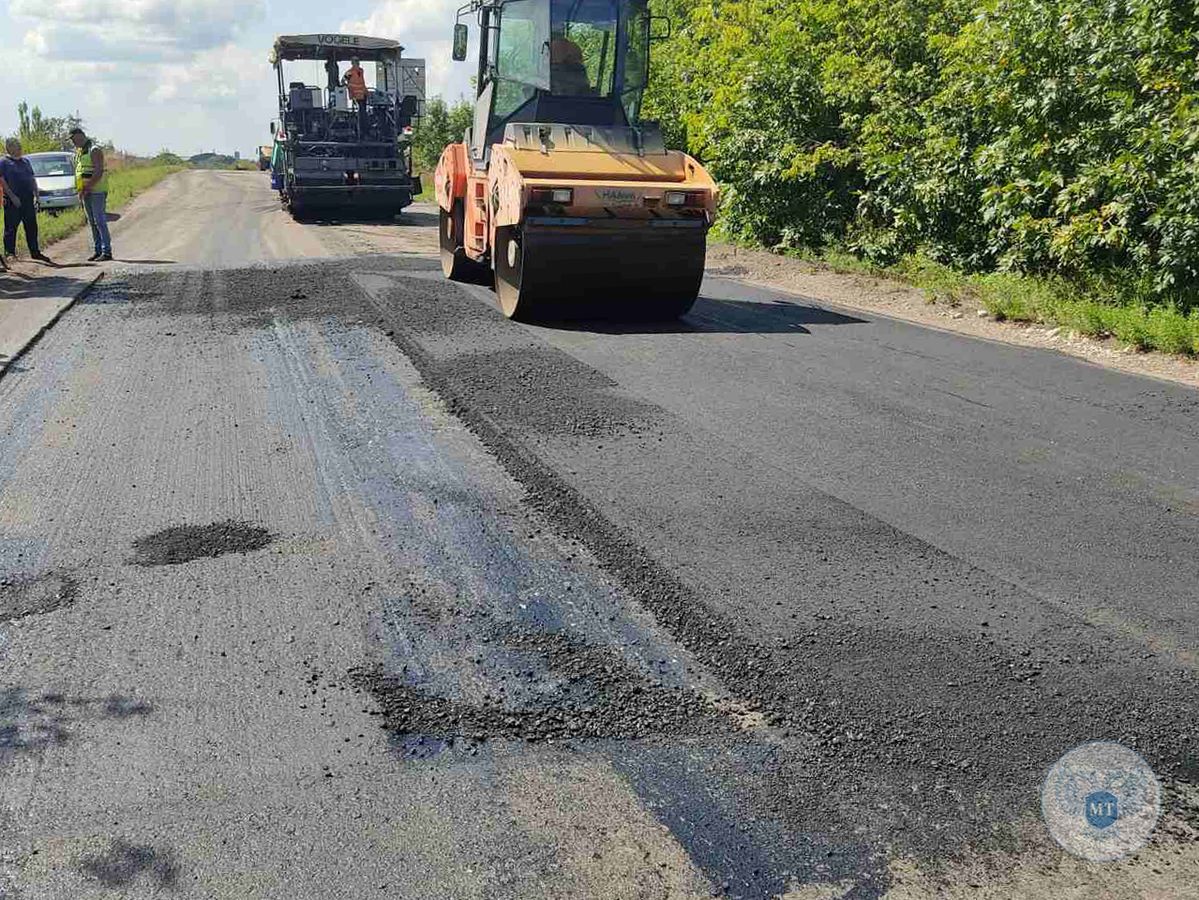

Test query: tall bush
[412,97,475,172]
[646,0,1199,305]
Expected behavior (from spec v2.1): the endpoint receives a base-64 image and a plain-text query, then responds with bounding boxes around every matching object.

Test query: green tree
[153,150,185,166]
[14,102,83,152]
[645,0,1198,306]
[411,97,475,172]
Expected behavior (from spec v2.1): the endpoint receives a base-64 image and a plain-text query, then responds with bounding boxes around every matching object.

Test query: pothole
[130,520,273,567]
[0,572,78,622]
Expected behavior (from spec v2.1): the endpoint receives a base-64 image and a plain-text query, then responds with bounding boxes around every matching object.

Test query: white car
[27,151,79,213]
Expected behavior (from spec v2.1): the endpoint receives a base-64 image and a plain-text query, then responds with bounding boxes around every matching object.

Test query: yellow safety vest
[75,143,109,192]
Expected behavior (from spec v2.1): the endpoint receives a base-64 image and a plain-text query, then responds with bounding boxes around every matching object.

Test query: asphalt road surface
[1,171,1195,898]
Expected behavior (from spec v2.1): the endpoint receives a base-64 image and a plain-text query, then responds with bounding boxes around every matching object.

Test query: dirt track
[0,171,1195,898]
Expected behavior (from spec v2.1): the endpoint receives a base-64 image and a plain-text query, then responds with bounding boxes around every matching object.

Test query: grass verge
[412,172,435,203]
[898,259,1199,356]
[732,236,1199,357]
[12,164,183,255]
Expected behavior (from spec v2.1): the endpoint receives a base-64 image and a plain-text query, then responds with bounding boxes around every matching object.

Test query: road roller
[435,0,718,320]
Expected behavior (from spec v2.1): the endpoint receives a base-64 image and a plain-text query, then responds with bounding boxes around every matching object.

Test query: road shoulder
[0,260,102,376]
[705,243,1199,390]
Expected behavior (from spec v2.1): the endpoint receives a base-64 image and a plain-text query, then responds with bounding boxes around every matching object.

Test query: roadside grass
[721,234,1199,357]
[12,164,183,255]
[412,171,435,202]
[892,258,1199,356]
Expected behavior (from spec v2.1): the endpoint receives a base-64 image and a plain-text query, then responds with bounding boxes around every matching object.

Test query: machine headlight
[530,187,573,205]
[664,191,688,206]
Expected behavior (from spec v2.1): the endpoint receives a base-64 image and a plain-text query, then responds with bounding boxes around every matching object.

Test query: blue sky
[0,0,477,156]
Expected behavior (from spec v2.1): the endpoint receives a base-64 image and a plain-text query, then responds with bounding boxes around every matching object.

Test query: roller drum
[494,220,706,321]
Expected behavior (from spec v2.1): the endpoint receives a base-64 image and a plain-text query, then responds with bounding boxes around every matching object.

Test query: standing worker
[1,138,51,263]
[343,57,369,138]
[0,171,6,271]
[270,126,286,192]
[70,126,112,262]
[324,52,340,96]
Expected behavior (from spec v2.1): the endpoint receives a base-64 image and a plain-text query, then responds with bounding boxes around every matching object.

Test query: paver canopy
[271,34,404,62]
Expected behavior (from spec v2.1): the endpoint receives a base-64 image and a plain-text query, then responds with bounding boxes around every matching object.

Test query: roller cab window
[620,0,649,122]
[492,0,648,102]
[550,0,621,97]
[494,0,550,119]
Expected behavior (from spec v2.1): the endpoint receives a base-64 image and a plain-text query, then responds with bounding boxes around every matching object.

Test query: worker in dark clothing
[1,138,51,263]
[550,38,593,95]
[0,172,7,271]
[324,53,340,98]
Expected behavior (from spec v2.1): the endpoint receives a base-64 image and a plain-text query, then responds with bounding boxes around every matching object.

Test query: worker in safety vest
[69,127,112,261]
[343,57,369,138]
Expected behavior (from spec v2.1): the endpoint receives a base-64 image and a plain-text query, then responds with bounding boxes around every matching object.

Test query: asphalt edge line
[0,269,104,381]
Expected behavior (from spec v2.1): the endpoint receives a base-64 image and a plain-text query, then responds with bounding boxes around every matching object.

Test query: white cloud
[22,22,189,63]
[0,0,484,155]
[341,0,476,103]
[340,0,459,44]
[151,43,263,105]
[3,0,277,155]
[12,0,265,63]
[10,0,263,70]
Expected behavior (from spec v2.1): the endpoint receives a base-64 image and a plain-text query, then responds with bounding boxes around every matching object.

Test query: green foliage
[803,244,1199,354]
[187,153,242,169]
[12,102,83,152]
[411,97,475,172]
[647,0,1199,351]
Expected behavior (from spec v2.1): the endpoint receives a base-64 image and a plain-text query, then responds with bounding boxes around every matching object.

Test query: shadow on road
[542,295,868,336]
[0,273,89,299]
[0,687,153,763]
[79,838,179,889]
[35,261,98,270]
[301,210,438,228]
[398,210,438,227]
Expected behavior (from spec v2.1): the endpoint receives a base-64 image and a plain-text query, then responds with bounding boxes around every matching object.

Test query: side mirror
[399,95,418,117]
[452,23,469,61]
[650,15,672,40]
[269,121,276,135]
